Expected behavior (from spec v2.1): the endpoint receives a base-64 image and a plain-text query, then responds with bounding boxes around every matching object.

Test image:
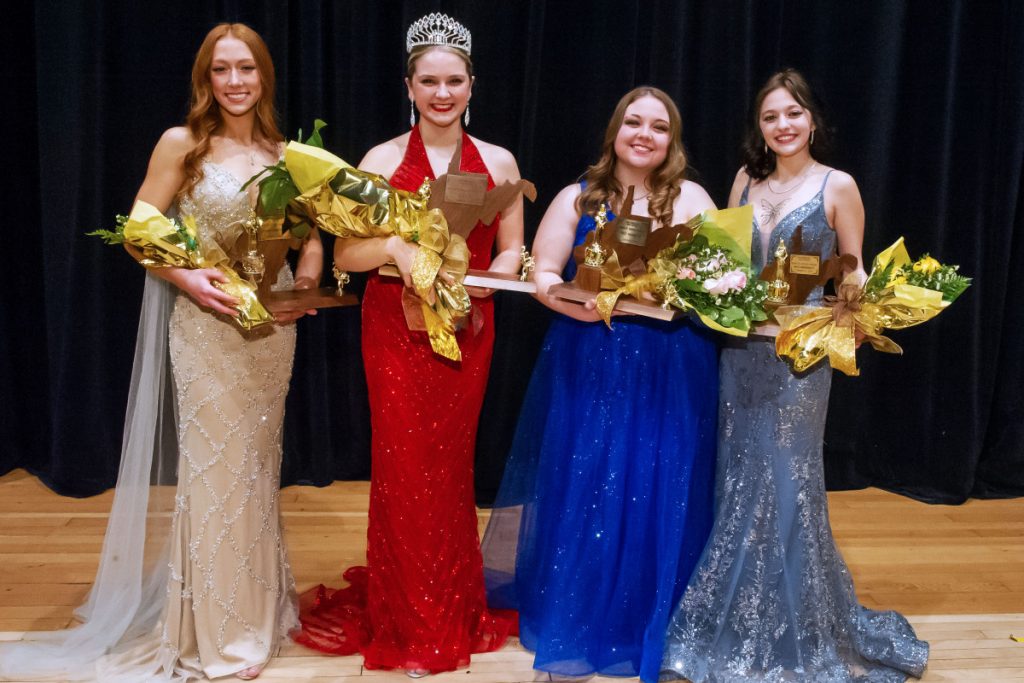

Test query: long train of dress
[0,160,299,682]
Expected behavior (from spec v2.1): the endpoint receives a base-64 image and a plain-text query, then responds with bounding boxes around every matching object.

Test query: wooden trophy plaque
[378,136,538,292]
[550,186,697,319]
[243,215,358,315]
[428,136,537,239]
[759,224,858,307]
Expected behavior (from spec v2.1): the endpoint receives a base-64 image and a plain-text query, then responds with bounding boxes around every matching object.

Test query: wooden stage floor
[1,469,1021,681]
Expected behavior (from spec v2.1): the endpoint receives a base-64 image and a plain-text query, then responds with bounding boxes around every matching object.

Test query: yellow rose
[913,256,941,275]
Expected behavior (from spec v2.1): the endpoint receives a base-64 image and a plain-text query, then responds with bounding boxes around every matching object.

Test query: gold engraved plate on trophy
[257,215,286,241]
[443,172,488,206]
[615,216,652,247]
[789,253,820,276]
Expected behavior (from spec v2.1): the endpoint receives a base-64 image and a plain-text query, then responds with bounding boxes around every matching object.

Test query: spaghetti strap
[819,169,834,192]
[739,174,753,204]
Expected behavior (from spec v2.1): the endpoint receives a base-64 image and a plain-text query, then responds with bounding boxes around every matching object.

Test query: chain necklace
[767,161,817,195]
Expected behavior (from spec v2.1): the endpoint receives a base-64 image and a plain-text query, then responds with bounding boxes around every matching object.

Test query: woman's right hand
[173,268,240,316]
[385,235,421,289]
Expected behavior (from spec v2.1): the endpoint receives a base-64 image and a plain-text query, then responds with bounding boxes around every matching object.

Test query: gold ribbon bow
[123,201,273,330]
[410,211,472,360]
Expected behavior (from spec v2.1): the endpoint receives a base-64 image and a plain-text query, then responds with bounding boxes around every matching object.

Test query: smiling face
[612,95,671,172]
[209,36,262,118]
[759,86,815,158]
[406,47,473,129]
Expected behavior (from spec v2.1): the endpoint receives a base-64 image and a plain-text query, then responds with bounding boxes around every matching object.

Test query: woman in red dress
[297,13,522,676]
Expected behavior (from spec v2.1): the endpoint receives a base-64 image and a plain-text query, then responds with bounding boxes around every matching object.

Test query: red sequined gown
[297,126,513,672]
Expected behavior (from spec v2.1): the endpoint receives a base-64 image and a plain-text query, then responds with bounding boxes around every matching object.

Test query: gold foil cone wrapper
[123,201,273,330]
[282,142,472,360]
[774,236,958,376]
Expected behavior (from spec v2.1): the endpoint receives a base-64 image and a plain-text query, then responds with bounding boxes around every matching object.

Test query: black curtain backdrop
[2,1,1022,505]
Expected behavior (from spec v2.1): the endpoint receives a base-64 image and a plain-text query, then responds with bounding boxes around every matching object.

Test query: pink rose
[676,266,697,280]
[704,269,747,295]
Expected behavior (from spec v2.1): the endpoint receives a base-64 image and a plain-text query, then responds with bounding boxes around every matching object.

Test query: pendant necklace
[760,162,816,227]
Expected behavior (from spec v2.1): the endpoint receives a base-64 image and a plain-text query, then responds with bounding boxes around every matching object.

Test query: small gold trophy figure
[766,238,791,304]
[519,245,536,282]
[333,265,351,295]
[584,205,609,266]
[241,208,266,285]
[575,205,609,291]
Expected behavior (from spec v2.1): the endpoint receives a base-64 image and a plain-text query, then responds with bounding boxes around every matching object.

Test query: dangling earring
[463,104,470,127]
[409,101,416,128]
[763,141,768,154]
[810,129,816,145]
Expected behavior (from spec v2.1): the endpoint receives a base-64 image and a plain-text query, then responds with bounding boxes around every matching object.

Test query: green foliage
[86,214,128,244]
[667,235,769,331]
[240,120,329,237]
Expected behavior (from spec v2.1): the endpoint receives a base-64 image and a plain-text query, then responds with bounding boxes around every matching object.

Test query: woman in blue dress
[660,70,929,682]
[482,86,718,682]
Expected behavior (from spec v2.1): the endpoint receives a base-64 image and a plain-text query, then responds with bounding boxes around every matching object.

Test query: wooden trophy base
[262,287,358,315]
[574,264,604,292]
[377,265,537,293]
[549,282,678,321]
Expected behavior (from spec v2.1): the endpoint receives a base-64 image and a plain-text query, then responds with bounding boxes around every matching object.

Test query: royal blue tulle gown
[482,193,717,682]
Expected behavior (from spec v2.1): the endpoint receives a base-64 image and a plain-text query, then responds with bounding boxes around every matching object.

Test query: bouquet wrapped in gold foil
[593,205,770,336]
[774,237,971,376]
[246,121,471,361]
[89,200,274,330]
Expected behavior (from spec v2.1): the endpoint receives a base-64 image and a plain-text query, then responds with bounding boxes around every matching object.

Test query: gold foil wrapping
[590,205,756,337]
[774,237,955,376]
[123,201,274,330]
[281,142,472,361]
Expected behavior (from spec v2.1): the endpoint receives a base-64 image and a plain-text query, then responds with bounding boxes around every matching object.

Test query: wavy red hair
[180,23,283,199]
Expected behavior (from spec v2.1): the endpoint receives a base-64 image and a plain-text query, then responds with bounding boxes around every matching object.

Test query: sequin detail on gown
[295,126,512,673]
[660,172,929,682]
[481,197,718,683]
[159,160,299,679]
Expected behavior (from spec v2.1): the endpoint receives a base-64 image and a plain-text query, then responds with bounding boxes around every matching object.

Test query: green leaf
[304,119,328,148]
[289,222,311,239]
[258,169,300,216]
[674,279,705,293]
[86,228,125,245]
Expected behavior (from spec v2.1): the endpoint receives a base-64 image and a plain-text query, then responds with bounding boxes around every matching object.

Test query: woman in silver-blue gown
[660,70,929,682]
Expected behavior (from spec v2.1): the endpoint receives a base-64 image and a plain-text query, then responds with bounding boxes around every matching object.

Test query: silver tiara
[406,12,472,55]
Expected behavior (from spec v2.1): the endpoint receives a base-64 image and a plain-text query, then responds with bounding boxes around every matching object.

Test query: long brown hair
[577,86,688,228]
[180,23,283,199]
[742,69,831,180]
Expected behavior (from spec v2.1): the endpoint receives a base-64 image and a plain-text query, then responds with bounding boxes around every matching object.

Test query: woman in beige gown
[0,22,321,682]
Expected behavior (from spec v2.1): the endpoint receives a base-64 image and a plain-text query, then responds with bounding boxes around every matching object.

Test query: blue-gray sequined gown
[661,172,929,682]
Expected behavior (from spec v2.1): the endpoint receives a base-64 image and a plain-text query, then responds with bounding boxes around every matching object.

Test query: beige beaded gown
[0,161,299,683]
[157,161,299,679]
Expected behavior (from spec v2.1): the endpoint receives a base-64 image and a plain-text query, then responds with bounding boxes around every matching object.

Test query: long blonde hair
[577,87,688,227]
[179,23,283,199]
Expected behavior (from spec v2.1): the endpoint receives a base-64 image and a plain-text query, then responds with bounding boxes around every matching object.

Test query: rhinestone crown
[406,12,471,55]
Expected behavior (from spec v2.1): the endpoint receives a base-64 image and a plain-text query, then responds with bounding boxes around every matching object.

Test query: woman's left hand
[464,285,494,298]
[274,276,319,325]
